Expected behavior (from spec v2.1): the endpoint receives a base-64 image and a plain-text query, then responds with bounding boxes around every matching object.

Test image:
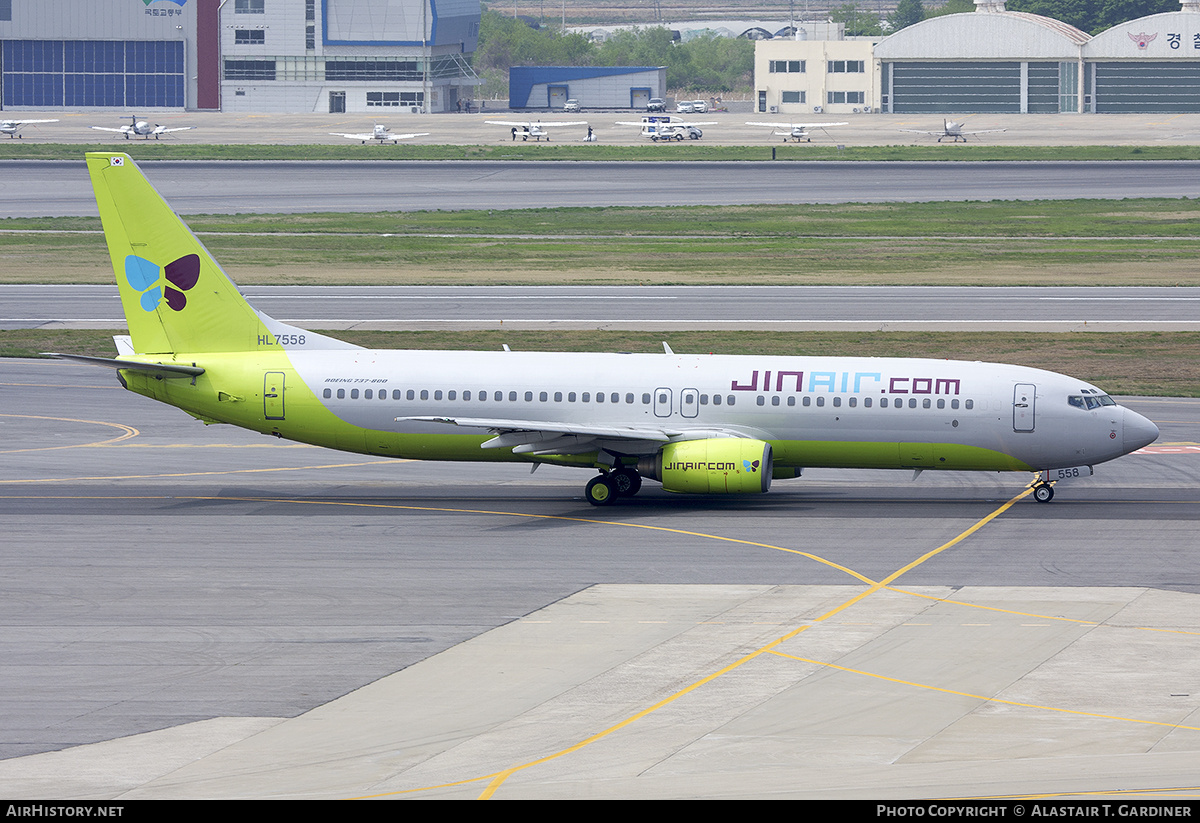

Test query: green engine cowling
[637,439,773,495]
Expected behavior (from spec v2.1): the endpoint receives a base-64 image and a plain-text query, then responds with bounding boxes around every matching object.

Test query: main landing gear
[584,467,642,506]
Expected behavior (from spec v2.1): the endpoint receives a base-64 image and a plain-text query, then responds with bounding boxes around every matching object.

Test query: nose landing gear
[1032,482,1054,503]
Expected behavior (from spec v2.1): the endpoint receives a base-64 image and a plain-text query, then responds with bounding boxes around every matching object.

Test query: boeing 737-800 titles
[56,153,1159,506]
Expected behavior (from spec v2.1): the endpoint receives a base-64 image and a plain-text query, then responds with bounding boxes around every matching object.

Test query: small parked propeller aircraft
[745,121,849,143]
[329,124,430,144]
[900,119,1007,143]
[90,115,195,140]
[486,120,587,141]
[1,118,59,138]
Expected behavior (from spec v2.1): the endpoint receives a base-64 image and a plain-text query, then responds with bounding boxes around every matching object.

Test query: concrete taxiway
[4,158,1200,217]
[1,358,1198,798]
[5,284,1200,332]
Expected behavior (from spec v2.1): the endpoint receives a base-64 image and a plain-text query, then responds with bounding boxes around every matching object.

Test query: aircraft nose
[1123,408,1159,453]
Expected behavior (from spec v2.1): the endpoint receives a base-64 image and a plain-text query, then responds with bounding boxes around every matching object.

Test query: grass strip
[6,197,1200,237]
[4,198,1199,286]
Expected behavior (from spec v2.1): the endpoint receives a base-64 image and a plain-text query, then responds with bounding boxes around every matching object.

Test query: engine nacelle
[637,439,773,495]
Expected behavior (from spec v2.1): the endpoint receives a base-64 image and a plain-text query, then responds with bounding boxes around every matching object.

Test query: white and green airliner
[57,152,1160,505]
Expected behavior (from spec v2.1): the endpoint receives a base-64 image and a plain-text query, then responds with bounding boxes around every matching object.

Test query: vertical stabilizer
[87,152,267,355]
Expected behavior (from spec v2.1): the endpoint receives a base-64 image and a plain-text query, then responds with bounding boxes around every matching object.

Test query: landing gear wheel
[585,475,617,506]
[609,468,642,497]
[1033,483,1054,503]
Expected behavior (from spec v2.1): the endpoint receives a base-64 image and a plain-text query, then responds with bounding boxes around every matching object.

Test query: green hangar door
[886,61,1073,113]
[1092,63,1200,112]
[888,62,1022,113]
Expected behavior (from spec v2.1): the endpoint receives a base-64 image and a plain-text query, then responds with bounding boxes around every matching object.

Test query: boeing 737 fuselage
[59,153,1160,505]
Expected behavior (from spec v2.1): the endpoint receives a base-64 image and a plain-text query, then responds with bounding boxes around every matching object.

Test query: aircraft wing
[11,119,59,126]
[747,121,848,128]
[961,128,1007,135]
[334,131,430,141]
[90,126,129,133]
[398,415,755,456]
[154,126,195,134]
[485,120,587,128]
[399,415,675,455]
[898,129,941,135]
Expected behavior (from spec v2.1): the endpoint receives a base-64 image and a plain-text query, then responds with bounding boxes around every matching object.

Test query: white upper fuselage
[282,348,1154,470]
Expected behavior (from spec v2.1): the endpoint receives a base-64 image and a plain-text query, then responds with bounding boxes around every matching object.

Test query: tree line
[472,9,755,98]
[835,0,1180,36]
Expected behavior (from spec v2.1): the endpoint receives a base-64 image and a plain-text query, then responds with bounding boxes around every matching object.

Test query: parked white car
[675,101,694,113]
[691,100,709,113]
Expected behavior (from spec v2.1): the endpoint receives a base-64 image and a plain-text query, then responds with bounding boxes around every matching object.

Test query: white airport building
[0,0,481,113]
[755,0,1200,115]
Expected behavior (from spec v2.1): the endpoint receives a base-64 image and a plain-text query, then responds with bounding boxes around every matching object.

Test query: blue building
[508,65,665,110]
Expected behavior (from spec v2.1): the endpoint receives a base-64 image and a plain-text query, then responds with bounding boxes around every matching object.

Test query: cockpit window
[1069,394,1117,410]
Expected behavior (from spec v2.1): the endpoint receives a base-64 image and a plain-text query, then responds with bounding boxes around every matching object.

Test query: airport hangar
[506,65,666,110]
[0,0,481,114]
[753,0,1200,117]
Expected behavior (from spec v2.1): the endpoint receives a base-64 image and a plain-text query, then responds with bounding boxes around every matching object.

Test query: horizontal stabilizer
[46,353,204,378]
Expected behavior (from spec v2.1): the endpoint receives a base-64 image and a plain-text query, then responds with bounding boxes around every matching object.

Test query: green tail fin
[88,152,270,355]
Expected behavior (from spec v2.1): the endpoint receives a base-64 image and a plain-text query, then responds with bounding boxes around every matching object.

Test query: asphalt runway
[2,358,1199,798]
[5,158,1200,217]
[5,284,1200,332]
